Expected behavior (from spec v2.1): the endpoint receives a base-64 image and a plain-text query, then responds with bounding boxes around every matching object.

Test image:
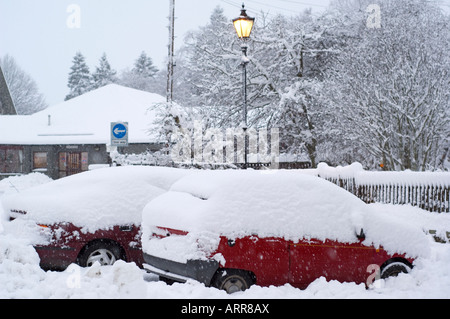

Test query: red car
[23,221,143,270]
[4,166,189,270]
[142,170,423,293]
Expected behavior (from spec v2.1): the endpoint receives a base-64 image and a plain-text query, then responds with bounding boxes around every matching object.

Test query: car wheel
[78,241,123,267]
[380,261,412,279]
[211,269,254,294]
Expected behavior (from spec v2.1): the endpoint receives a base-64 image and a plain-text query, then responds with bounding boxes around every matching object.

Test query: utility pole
[166,0,175,105]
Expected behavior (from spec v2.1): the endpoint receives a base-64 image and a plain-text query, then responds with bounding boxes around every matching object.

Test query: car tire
[78,241,123,267]
[380,261,412,279]
[211,269,254,294]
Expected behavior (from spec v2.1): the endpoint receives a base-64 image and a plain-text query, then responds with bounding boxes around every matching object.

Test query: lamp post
[233,4,254,169]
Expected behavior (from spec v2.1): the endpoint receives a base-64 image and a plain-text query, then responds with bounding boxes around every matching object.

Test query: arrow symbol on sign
[114,128,126,135]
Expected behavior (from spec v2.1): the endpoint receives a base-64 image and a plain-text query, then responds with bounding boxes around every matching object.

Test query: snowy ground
[1,173,450,299]
[1,234,449,299]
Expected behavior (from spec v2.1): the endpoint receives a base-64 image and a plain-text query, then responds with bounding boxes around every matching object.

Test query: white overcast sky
[0,0,331,105]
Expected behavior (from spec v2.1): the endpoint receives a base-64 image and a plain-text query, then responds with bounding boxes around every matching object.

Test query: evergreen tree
[92,53,117,89]
[133,51,158,78]
[65,51,91,101]
[120,51,159,91]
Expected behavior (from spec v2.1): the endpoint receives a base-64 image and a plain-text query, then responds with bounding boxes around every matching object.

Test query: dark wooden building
[0,84,165,180]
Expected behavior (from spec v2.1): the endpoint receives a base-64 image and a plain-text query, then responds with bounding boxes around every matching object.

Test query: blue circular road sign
[112,123,127,139]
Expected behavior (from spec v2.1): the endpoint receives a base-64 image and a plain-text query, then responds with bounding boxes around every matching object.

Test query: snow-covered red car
[141,170,441,293]
[3,166,189,270]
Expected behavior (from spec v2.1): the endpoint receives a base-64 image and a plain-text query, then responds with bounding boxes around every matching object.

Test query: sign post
[111,122,128,147]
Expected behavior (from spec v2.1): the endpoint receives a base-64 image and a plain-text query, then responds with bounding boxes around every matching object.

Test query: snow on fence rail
[315,163,450,213]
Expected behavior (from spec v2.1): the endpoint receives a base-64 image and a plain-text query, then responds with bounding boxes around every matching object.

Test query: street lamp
[233,4,254,168]
[233,4,255,40]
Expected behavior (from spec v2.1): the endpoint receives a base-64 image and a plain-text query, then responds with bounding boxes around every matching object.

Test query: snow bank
[1,166,191,233]
[0,234,46,298]
[1,240,449,298]
[0,246,147,299]
[143,169,445,260]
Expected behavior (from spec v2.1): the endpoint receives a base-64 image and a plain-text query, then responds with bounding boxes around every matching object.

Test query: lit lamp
[233,4,255,39]
[233,4,254,169]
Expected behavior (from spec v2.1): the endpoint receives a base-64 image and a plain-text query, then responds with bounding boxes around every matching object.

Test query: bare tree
[326,0,450,170]
[0,55,47,114]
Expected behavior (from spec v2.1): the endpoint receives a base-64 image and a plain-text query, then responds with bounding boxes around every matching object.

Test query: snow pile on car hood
[143,170,448,259]
[0,173,53,196]
[1,166,191,233]
[0,173,53,233]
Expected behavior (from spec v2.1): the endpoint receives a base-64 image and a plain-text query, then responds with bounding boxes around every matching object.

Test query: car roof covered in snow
[2,166,191,232]
[143,170,367,242]
[142,169,450,258]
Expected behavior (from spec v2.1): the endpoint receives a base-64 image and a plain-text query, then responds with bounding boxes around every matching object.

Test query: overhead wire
[218,0,326,18]
[278,0,327,7]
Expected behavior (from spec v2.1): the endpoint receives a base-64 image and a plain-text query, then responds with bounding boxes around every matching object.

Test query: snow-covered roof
[0,84,167,145]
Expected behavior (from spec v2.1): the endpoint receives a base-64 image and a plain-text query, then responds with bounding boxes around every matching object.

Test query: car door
[289,236,375,288]
[219,236,290,287]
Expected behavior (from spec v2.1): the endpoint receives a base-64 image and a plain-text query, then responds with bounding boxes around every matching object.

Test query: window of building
[0,147,24,174]
[33,152,48,170]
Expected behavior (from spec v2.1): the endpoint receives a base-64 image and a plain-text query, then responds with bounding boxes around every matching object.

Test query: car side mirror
[428,229,450,243]
[356,228,365,240]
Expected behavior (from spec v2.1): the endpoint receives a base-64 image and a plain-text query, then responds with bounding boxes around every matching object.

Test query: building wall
[21,144,109,179]
[0,143,163,180]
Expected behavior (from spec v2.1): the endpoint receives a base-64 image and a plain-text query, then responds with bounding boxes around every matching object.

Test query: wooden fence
[317,164,450,213]
[323,177,449,213]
